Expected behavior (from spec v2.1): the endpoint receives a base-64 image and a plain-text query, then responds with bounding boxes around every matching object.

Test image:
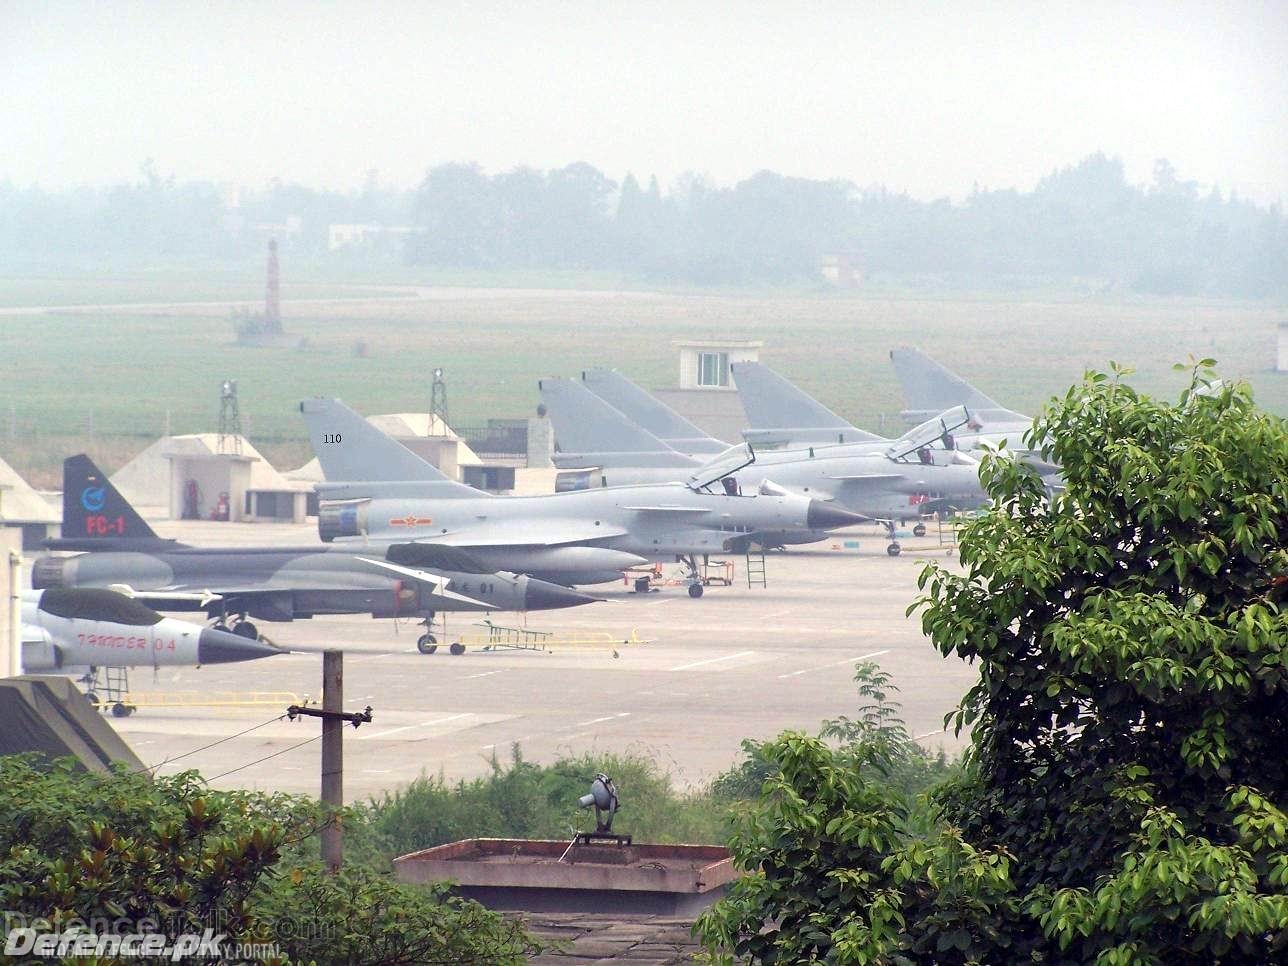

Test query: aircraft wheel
[688,583,704,599]
[634,576,651,594]
[85,691,100,708]
[913,523,927,537]
[213,622,229,633]
[111,702,133,718]
[449,642,466,656]
[417,634,438,654]
[886,542,902,557]
[233,621,259,640]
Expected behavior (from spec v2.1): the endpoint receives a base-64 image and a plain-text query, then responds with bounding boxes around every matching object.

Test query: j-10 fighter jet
[301,398,867,596]
[35,456,600,652]
[538,376,985,554]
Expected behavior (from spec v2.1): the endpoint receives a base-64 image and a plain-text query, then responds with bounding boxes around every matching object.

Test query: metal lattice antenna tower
[430,367,448,435]
[218,379,243,455]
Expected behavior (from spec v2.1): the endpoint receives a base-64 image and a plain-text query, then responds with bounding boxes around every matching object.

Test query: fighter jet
[730,361,886,449]
[578,368,728,457]
[302,398,867,596]
[35,456,601,652]
[538,377,986,553]
[889,347,1033,447]
[21,586,284,714]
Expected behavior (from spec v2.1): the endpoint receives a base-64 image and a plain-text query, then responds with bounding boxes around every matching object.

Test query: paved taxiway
[41,517,978,802]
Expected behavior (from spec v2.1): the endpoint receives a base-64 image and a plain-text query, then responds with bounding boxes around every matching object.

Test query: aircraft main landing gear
[884,521,902,557]
[232,620,259,640]
[688,583,704,598]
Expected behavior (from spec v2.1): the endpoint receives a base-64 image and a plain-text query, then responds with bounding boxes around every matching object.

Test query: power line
[205,734,322,783]
[148,713,286,773]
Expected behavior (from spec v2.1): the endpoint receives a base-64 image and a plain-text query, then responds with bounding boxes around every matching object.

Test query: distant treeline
[2,153,1284,296]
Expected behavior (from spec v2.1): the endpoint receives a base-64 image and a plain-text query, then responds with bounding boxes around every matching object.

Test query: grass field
[2,274,1285,487]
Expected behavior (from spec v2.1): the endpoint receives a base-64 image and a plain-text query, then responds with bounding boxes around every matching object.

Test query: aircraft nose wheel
[417,633,438,654]
[913,523,927,537]
[886,542,902,557]
[688,583,704,598]
[232,620,259,640]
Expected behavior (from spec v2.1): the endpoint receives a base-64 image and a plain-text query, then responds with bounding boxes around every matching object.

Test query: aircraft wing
[354,557,491,606]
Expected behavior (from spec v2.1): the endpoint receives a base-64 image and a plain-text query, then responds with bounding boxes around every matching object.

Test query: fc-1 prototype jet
[35,456,601,652]
[301,398,867,596]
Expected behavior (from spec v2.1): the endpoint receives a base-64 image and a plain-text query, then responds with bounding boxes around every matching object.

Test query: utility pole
[286,652,372,873]
[320,650,343,871]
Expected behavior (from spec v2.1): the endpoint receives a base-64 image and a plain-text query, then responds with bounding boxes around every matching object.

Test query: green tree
[917,365,1288,961]
[699,366,1288,962]
[0,756,536,964]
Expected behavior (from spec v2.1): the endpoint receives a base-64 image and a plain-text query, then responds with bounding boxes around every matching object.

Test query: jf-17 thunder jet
[300,398,867,595]
[21,586,285,714]
[538,376,985,555]
[34,456,600,653]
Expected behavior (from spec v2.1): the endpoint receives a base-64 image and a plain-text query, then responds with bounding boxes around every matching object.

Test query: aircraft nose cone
[806,499,868,530]
[524,579,602,610]
[198,628,285,664]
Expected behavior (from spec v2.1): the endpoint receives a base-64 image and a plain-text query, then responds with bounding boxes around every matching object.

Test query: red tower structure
[265,239,282,333]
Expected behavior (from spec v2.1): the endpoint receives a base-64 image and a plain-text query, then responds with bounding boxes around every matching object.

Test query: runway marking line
[461,669,505,680]
[575,711,632,727]
[776,649,891,679]
[357,712,473,740]
[668,650,756,672]
[914,728,949,740]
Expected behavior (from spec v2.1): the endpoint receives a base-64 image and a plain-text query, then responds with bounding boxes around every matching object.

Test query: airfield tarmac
[56,517,978,803]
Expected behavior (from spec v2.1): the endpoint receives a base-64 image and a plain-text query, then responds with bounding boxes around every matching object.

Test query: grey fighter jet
[303,398,867,596]
[35,456,600,652]
[538,377,986,552]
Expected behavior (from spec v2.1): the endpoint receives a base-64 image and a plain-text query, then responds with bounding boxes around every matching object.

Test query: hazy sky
[4,1,1286,202]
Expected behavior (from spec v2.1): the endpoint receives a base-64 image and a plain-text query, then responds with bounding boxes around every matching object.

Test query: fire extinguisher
[212,491,230,521]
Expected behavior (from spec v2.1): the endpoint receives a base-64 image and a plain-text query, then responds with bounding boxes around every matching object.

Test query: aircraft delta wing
[303,399,867,597]
[36,456,600,650]
[730,362,885,448]
[579,368,728,456]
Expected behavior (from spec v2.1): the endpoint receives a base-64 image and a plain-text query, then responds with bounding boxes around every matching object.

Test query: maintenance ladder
[745,547,768,588]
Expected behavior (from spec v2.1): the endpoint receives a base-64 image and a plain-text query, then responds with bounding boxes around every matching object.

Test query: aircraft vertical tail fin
[580,368,727,454]
[539,377,680,457]
[300,398,453,483]
[47,454,182,550]
[730,362,882,443]
[889,347,1022,421]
